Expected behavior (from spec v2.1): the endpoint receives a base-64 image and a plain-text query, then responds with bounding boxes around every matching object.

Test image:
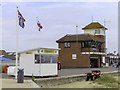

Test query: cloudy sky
[0,1,118,53]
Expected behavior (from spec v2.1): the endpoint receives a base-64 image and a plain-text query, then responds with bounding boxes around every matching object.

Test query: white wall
[40,64,57,76]
[20,53,40,76]
[19,49,58,76]
[84,29,95,35]
[84,29,105,36]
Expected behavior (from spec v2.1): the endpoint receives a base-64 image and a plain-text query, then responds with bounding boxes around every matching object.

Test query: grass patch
[32,74,35,82]
[95,74,118,88]
[0,66,4,73]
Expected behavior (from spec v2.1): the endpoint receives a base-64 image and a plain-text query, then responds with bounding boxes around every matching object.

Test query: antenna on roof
[91,16,94,22]
[76,25,78,34]
[76,25,79,47]
[104,19,110,27]
[104,19,111,31]
[104,19,106,27]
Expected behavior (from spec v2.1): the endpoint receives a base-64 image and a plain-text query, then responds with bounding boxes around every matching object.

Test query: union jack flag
[18,10,25,28]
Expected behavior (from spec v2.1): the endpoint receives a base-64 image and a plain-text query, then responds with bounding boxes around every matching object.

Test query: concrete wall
[35,74,86,88]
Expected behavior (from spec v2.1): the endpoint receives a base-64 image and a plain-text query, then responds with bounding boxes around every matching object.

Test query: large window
[95,30,100,34]
[81,41,102,49]
[64,42,70,48]
[95,29,105,35]
[84,41,90,47]
[41,54,57,63]
[35,54,57,64]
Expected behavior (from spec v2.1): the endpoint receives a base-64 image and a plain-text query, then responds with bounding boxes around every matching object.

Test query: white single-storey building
[8,47,59,77]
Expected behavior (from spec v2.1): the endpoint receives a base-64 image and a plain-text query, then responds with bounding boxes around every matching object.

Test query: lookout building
[56,22,107,68]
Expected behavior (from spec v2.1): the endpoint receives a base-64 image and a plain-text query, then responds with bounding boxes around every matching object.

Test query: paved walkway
[0,78,40,88]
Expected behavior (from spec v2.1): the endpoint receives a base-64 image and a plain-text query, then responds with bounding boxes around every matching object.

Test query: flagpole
[36,17,40,31]
[36,16,41,75]
[36,17,39,31]
[36,17,38,30]
[15,7,19,79]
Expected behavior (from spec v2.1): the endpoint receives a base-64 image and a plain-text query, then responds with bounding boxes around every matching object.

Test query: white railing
[81,52,105,55]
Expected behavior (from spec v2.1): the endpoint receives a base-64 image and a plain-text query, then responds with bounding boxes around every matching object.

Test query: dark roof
[82,22,108,30]
[56,34,104,43]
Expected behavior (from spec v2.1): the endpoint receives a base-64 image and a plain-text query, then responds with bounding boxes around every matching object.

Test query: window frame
[81,41,85,48]
[35,54,40,64]
[64,42,71,48]
[72,54,77,60]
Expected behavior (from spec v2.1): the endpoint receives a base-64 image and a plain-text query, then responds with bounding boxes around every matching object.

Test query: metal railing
[81,48,105,53]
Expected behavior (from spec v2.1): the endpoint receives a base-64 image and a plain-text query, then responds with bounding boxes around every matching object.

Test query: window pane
[64,42,70,48]
[41,54,57,63]
[68,43,70,47]
[64,42,67,47]
[81,42,84,47]
[72,54,77,59]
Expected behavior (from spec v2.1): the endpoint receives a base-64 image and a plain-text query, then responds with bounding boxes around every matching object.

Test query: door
[90,58,98,68]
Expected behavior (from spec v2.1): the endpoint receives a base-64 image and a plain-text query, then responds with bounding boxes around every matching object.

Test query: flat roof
[19,47,59,53]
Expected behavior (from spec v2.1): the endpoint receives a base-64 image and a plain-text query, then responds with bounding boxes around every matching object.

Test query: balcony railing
[81,48,105,53]
[81,52,106,55]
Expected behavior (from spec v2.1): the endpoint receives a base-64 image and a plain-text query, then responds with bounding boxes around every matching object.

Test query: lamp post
[114,51,116,66]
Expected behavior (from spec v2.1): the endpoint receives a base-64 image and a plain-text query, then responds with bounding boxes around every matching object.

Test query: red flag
[37,21,42,31]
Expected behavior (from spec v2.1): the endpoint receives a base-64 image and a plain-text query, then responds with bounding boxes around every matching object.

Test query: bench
[86,70,101,81]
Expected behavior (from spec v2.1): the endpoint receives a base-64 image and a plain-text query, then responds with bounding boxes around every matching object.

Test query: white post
[39,51,41,76]
[15,7,19,79]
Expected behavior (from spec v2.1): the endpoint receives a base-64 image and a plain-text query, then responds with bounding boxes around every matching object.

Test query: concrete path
[0,78,40,89]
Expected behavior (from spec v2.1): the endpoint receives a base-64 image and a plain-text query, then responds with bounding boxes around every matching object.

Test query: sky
[0,1,118,53]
